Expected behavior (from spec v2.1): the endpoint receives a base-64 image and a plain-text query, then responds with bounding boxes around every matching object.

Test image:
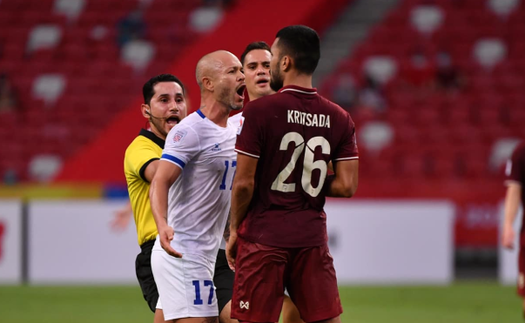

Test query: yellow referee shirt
[124,129,164,246]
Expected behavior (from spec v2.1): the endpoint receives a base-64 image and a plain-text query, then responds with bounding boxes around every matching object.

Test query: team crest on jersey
[173,130,187,143]
[237,116,245,135]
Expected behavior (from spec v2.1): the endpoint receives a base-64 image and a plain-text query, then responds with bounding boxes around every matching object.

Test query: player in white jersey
[150,50,245,323]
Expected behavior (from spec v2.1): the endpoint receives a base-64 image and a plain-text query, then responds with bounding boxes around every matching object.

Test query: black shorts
[135,240,158,313]
[214,248,235,314]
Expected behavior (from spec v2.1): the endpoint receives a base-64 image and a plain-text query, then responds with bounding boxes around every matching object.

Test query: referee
[124,74,186,322]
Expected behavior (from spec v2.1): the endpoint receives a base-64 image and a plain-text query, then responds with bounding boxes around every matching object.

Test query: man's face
[215,54,246,111]
[270,38,284,92]
[145,82,186,139]
[243,49,273,100]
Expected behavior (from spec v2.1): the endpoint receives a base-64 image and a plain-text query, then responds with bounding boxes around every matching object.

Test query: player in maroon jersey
[502,142,525,317]
[227,25,359,323]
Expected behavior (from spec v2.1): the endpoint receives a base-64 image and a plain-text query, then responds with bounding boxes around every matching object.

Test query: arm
[502,182,522,249]
[110,202,133,231]
[149,160,183,257]
[226,153,258,270]
[324,159,359,198]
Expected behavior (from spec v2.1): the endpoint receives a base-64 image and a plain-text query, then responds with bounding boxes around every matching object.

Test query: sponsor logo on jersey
[240,300,249,310]
[212,143,221,151]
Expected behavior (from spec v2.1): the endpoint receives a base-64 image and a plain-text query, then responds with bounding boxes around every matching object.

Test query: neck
[199,95,231,127]
[149,124,166,140]
[248,91,262,101]
[283,72,313,89]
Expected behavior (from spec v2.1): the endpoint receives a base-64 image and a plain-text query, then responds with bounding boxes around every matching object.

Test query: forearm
[504,184,522,228]
[149,178,170,231]
[324,174,358,198]
[230,180,254,232]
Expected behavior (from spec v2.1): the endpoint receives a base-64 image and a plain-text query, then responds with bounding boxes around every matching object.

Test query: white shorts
[151,247,218,320]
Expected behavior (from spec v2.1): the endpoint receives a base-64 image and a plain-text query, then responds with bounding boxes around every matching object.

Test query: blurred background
[0,0,524,322]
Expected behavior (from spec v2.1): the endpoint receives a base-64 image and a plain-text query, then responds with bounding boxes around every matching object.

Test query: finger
[167,246,183,258]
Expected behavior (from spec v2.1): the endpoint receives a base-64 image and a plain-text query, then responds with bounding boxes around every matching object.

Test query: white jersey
[155,109,237,261]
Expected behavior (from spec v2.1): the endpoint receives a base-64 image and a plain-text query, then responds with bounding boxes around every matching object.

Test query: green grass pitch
[0,283,520,323]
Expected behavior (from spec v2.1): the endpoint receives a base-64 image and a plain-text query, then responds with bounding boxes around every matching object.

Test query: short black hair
[240,41,271,65]
[142,74,185,105]
[275,25,320,75]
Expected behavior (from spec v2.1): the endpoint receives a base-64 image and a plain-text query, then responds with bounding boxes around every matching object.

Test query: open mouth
[166,116,180,126]
[256,79,269,86]
[236,85,246,99]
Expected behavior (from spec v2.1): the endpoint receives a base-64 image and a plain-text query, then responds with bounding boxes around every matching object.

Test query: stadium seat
[27,24,62,53]
[32,74,66,106]
[121,39,156,73]
[28,154,63,183]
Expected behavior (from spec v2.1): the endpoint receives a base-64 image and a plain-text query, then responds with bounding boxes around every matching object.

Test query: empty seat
[410,5,444,34]
[32,74,66,106]
[121,39,155,72]
[28,154,63,183]
[359,121,394,154]
[363,56,397,85]
[473,38,507,69]
[27,24,62,53]
[54,0,85,21]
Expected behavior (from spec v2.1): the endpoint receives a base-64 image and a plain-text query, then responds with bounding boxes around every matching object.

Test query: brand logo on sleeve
[173,130,187,143]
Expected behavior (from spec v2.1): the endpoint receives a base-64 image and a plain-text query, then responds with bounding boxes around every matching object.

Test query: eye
[264,63,270,68]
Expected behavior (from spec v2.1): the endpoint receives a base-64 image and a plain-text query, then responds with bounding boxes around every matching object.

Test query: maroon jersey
[235,85,358,248]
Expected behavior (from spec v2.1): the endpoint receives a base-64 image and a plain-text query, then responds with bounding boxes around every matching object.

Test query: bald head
[195,50,240,92]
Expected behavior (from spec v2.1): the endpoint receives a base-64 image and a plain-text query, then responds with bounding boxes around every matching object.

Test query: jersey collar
[278,85,317,95]
[139,129,165,149]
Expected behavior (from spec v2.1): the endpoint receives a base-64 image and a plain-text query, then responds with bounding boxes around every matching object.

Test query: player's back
[235,85,358,248]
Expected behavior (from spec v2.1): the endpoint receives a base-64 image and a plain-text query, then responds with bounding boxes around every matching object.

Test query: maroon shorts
[231,237,342,322]
[518,246,525,297]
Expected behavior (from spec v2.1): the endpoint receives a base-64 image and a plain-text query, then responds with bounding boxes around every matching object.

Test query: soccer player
[225,41,303,323]
[502,141,525,318]
[124,74,187,322]
[150,50,245,323]
[227,25,359,323]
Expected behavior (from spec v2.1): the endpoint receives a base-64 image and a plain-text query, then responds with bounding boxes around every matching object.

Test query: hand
[110,206,132,232]
[226,231,238,271]
[159,225,182,258]
[502,225,515,250]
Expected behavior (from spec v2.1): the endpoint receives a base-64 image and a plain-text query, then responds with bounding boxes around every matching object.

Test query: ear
[141,104,150,119]
[202,76,214,92]
[281,55,292,72]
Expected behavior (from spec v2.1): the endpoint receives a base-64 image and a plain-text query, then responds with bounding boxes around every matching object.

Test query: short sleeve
[162,125,201,169]
[333,112,359,161]
[505,143,525,186]
[125,140,160,182]
[235,101,263,159]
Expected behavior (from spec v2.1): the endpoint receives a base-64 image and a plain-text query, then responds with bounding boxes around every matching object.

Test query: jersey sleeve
[235,101,263,159]
[125,140,160,182]
[505,143,525,186]
[333,112,359,161]
[161,125,201,169]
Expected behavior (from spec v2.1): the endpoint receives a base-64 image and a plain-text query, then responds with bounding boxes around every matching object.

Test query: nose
[238,70,245,82]
[169,100,180,113]
[256,66,267,75]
